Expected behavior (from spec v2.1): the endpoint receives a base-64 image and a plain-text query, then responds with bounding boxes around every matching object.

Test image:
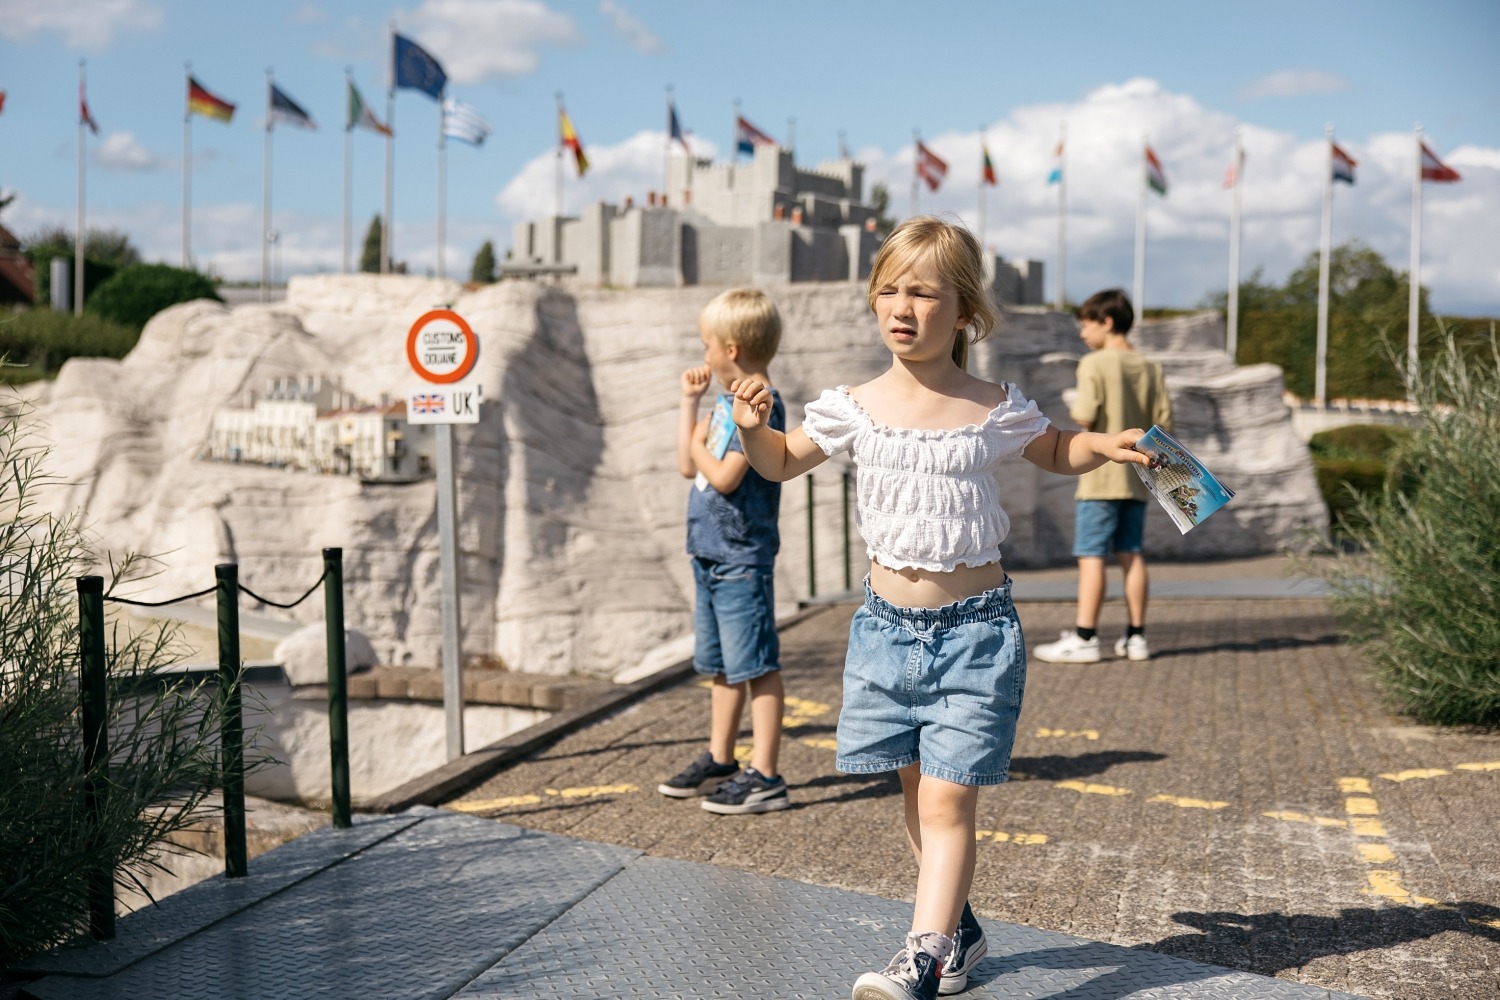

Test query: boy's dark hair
[1078,288,1134,335]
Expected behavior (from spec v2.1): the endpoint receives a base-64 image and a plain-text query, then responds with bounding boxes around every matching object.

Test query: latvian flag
[1330,141,1356,185]
[916,140,947,192]
[1420,142,1461,183]
[736,115,776,156]
[1145,145,1168,196]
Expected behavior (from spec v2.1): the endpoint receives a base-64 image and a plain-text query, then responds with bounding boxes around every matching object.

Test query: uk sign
[406,309,481,423]
[405,386,481,424]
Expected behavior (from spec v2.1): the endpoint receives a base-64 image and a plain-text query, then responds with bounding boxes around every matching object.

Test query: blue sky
[3,0,1498,314]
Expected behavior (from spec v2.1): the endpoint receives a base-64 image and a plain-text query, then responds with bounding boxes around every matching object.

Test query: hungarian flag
[981,144,997,186]
[347,80,391,136]
[916,140,947,192]
[270,83,316,130]
[1420,142,1461,183]
[736,114,775,156]
[559,106,588,176]
[1145,145,1168,195]
[80,80,99,135]
[1330,141,1356,185]
[188,76,235,123]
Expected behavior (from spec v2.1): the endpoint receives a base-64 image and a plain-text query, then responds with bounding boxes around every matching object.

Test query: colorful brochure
[1131,425,1235,534]
[704,394,737,460]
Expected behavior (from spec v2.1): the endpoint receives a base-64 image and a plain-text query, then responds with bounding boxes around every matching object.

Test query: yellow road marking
[1362,870,1438,907]
[1148,794,1229,810]
[1475,917,1500,930]
[1034,728,1100,740]
[975,829,1049,845]
[1056,780,1131,796]
[1262,810,1347,827]
[1377,768,1450,783]
[1338,777,1372,794]
[544,784,637,798]
[1343,796,1380,816]
[800,737,839,751]
[733,745,754,762]
[1455,761,1500,772]
[1358,843,1396,864]
[448,794,542,812]
[1349,817,1387,838]
[784,696,832,728]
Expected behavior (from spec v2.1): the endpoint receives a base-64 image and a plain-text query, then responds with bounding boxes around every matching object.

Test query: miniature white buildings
[209,375,435,482]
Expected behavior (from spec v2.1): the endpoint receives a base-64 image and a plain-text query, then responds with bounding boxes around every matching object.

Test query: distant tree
[0,191,15,216]
[86,263,220,330]
[359,215,383,274]
[23,226,143,307]
[470,240,496,284]
[868,183,896,238]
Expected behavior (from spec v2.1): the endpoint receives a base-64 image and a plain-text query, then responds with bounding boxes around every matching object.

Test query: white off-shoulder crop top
[800,384,1051,572]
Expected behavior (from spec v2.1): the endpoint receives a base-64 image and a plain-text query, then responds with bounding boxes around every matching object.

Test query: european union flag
[394,33,446,101]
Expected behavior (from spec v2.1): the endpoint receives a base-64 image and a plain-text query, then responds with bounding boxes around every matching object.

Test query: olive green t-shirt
[1070,347,1172,501]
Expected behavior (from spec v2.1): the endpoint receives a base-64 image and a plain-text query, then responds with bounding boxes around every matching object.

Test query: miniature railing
[75,547,350,940]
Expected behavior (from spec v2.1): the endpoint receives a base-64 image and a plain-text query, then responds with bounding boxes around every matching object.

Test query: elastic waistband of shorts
[862,576,1015,629]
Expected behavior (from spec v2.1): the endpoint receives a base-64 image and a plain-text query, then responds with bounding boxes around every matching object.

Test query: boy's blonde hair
[866,215,1000,370]
[699,287,782,365]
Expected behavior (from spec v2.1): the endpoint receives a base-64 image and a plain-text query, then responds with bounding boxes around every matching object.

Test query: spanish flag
[188,76,235,123]
[559,106,588,176]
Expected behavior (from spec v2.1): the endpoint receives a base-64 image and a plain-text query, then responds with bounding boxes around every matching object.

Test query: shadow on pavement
[969,939,1227,997]
[1009,749,1168,782]
[1143,904,1500,977]
[1152,633,1344,659]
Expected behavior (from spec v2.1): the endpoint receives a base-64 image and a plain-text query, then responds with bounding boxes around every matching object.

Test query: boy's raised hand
[729,377,774,430]
[681,365,712,400]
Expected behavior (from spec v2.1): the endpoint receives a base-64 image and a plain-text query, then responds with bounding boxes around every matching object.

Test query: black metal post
[215,564,247,878]
[805,474,816,599]
[842,470,852,592]
[323,548,351,829]
[77,576,115,940]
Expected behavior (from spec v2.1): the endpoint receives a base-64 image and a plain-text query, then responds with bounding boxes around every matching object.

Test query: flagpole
[733,99,741,163]
[382,22,394,275]
[183,62,192,269]
[343,68,352,275]
[1133,135,1147,313]
[663,84,673,201]
[262,69,273,303]
[1315,124,1334,409]
[1055,123,1066,311]
[910,130,919,217]
[1227,127,1243,359]
[787,117,795,157]
[555,92,564,219]
[75,59,86,316]
[437,88,446,280]
[1407,122,1423,391]
[976,127,986,254]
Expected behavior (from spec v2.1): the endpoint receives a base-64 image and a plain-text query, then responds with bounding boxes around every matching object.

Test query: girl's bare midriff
[869,559,1008,610]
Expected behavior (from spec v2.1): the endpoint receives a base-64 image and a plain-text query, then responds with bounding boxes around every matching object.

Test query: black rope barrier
[101,568,328,611]
[237,569,327,610]
[104,586,218,608]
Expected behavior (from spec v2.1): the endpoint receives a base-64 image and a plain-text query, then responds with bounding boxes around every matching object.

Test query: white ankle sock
[909,931,953,963]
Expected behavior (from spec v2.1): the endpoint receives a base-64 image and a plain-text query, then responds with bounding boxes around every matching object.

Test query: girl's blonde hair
[866,215,999,370]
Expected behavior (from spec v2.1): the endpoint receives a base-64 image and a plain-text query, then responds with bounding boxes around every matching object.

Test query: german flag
[188,76,235,123]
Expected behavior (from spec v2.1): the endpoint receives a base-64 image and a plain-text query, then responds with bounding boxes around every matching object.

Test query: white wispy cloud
[1238,69,1352,101]
[94,132,172,173]
[397,0,580,83]
[599,0,664,55]
[289,3,327,23]
[0,0,162,49]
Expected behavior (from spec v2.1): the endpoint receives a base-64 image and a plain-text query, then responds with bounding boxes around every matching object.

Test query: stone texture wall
[25,276,1325,680]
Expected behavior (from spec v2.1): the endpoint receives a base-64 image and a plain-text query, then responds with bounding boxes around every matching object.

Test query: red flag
[1419,142,1461,183]
[1222,149,1245,190]
[0,91,7,115]
[80,80,99,135]
[981,144,997,186]
[916,140,947,192]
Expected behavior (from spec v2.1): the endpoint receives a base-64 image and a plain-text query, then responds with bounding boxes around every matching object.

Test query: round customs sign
[406,309,478,384]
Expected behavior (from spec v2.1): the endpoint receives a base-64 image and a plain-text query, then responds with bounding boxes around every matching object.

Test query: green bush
[23,226,142,310]
[0,308,140,383]
[1308,424,1411,462]
[1308,425,1414,534]
[1318,335,1500,725]
[86,263,220,331]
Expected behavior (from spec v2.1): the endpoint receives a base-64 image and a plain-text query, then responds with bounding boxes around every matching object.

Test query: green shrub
[1308,424,1411,462]
[0,308,140,383]
[86,263,220,330]
[1307,425,1415,534]
[23,226,141,309]
[1318,335,1500,725]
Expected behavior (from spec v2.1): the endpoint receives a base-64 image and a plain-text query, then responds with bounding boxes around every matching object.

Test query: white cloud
[0,0,162,49]
[496,130,719,219]
[94,132,172,173]
[1238,69,1352,101]
[289,3,327,23]
[397,0,580,83]
[599,0,664,55]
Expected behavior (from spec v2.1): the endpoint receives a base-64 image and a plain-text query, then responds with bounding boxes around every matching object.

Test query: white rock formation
[26,277,1326,679]
[274,623,378,686]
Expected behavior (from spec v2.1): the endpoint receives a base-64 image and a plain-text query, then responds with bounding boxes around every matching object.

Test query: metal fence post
[842,470,852,592]
[76,576,115,940]
[215,564,247,878]
[323,548,351,829]
[805,474,816,599]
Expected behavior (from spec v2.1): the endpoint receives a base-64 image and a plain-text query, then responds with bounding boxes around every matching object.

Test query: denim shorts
[836,579,1027,786]
[1073,499,1147,558]
[691,557,780,685]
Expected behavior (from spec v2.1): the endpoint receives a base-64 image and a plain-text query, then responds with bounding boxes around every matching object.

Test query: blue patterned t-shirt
[685,390,784,567]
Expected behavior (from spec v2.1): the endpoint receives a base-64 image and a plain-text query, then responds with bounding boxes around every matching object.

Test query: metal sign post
[405,309,481,761]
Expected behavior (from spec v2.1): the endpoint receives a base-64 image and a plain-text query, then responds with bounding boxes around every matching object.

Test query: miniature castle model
[506,143,1046,303]
[209,375,435,482]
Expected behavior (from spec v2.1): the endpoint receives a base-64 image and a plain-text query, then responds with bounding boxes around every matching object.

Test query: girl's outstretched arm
[729,377,830,482]
[1023,426,1153,476]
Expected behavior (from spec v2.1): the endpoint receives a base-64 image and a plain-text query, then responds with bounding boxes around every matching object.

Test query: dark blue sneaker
[852,933,945,1000]
[657,752,739,798]
[938,914,986,995]
[700,766,789,814]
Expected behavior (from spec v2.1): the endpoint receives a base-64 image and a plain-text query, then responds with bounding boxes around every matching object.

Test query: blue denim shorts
[1073,499,1147,558]
[836,579,1027,786]
[691,557,780,685]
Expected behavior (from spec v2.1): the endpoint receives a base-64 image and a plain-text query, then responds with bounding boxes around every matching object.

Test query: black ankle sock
[1127,626,1145,638]
[1076,627,1097,641]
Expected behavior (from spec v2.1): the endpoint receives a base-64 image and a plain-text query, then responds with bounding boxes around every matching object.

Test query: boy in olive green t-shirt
[1035,289,1172,664]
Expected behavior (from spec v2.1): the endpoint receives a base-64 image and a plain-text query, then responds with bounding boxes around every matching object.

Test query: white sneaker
[1114,634,1150,661]
[1033,630,1101,664]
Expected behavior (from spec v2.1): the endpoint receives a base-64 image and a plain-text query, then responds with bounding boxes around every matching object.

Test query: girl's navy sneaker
[699,766,789,814]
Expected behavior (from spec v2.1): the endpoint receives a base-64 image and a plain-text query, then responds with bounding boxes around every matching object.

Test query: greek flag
[442,98,491,146]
